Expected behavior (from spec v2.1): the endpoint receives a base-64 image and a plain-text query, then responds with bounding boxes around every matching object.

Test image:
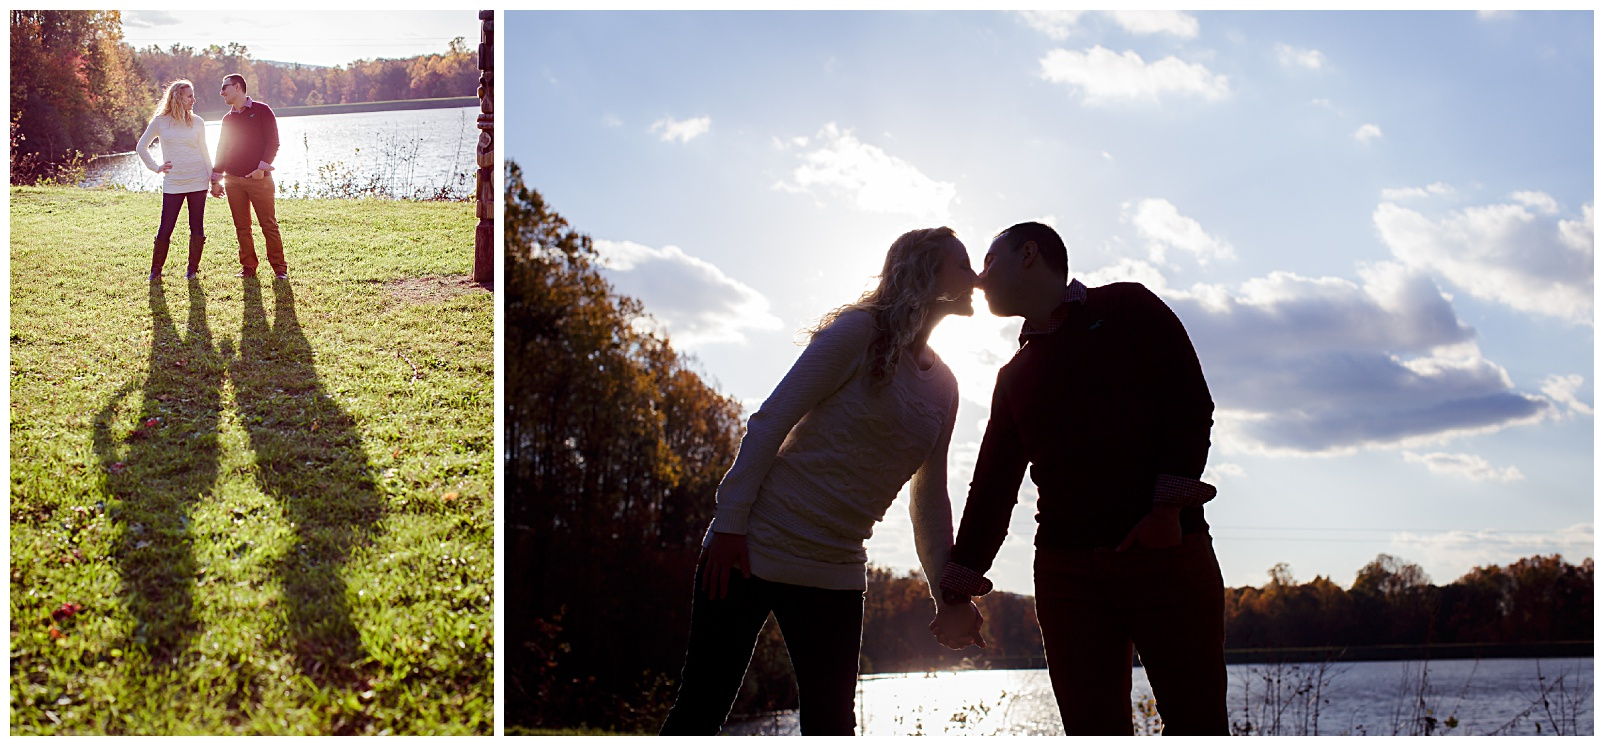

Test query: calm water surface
[83,107,477,198]
[726,658,1593,736]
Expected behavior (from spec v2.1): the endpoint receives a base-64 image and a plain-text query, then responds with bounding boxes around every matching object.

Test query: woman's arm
[134,118,161,173]
[908,383,959,600]
[708,310,874,535]
[197,115,213,177]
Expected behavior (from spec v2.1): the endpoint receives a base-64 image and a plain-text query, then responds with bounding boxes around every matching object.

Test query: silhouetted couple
[661,222,1227,736]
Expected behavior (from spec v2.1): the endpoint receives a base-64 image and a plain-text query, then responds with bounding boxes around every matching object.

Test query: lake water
[724,658,1593,736]
[81,107,478,199]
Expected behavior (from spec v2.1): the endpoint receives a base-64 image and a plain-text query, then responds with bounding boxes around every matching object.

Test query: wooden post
[474,9,494,285]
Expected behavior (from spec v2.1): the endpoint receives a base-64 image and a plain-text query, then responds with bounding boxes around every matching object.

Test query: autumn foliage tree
[503,161,748,731]
[10,10,150,182]
[1224,553,1592,651]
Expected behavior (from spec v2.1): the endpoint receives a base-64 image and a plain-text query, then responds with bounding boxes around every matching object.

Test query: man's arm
[258,104,279,173]
[212,114,229,181]
[1117,286,1216,552]
[941,372,1028,599]
[1141,286,1214,505]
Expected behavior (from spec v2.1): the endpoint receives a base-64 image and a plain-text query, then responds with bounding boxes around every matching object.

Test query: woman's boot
[186,234,205,279]
[150,238,170,282]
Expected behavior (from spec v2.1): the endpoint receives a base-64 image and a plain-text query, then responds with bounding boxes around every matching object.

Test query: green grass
[9,186,493,735]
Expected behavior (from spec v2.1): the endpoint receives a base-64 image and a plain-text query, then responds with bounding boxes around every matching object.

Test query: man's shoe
[185,271,199,280]
[235,269,256,278]
[148,272,162,283]
[274,272,288,280]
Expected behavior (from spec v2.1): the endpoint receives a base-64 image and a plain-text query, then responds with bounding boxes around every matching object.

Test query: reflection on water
[723,658,1593,736]
[82,107,476,199]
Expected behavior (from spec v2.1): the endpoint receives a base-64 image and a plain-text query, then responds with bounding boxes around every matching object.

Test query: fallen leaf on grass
[391,448,402,459]
[51,602,81,621]
[311,420,320,432]
[443,492,458,502]
[143,417,160,428]
[48,626,63,640]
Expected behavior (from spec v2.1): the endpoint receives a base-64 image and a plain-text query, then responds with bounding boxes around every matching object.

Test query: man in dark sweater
[211,73,286,279]
[935,222,1226,734]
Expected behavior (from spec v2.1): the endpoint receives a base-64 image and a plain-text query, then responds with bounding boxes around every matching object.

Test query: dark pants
[156,190,206,243]
[660,567,864,736]
[1034,532,1228,735]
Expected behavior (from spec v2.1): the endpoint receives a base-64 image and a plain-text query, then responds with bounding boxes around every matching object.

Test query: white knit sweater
[709,309,960,594]
[134,113,212,194]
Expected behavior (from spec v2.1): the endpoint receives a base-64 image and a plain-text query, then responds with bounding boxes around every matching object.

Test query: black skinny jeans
[660,566,865,736]
[156,189,206,243]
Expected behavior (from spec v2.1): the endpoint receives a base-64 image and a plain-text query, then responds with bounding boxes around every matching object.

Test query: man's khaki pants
[225,173,285,276]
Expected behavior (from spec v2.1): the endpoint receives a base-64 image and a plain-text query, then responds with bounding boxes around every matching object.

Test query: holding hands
[210,181,224,198]
[930,598,986,650]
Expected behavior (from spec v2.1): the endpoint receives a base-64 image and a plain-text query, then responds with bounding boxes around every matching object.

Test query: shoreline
[864,641,1594,673]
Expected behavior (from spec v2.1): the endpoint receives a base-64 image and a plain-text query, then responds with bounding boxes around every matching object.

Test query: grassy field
[9,187,493,734]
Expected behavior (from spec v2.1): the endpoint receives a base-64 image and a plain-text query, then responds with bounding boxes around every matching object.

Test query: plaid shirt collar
[1018,279,1089,346]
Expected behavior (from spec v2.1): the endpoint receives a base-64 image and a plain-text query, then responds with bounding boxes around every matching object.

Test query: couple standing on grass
[662,223,1226,736]
[135,73,287,282]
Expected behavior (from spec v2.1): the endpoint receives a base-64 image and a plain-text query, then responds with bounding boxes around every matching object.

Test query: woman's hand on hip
[157,161,173,174]
[700,531,750,601]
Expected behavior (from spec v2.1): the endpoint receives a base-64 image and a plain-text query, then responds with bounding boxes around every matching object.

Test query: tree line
[9,10,477,183]
[503,162,1592,732]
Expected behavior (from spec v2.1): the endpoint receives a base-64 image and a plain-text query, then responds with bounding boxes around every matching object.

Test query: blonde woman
[661,227,984,736]
[135,79,213,281]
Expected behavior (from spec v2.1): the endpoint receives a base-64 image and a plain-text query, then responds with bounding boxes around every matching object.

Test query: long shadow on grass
[230,276,383,687]
[93,282,223,663]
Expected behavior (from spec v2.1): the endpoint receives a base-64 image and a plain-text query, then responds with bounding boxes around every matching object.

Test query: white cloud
[1381,182,1454,201]
[650,115,711,144]
[1402,451,1524,482]
[593,240,783,347]
[1354,123,1383,144]
[1018,10,1084,40]
[1018,10,1197,39]
[1540,374,1593,416]
[1039,46,1229,105]
[601,114,622,128]
[1105,10,1199,38]
[1391,523,1593,582]
[1275,43,1326,70]
[1510,190,1559,214]
[1125,198,1236,265]
[1476,10,1515,21]
[122,10,181,28]
[774,122,957,222]
[1374,196,1593,325]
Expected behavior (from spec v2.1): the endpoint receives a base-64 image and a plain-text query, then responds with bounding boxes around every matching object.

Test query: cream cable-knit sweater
[135,113,213,194]
[708,309,960,594]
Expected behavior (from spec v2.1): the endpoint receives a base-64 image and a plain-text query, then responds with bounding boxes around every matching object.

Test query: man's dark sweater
[214,98,279,178]
[950,281,1214,574]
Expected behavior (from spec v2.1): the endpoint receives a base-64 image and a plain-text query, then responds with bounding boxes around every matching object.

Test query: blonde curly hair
[809,226,959,391]
[152,80,195,127]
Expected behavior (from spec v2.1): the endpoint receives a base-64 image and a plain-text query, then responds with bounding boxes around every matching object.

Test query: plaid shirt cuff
[940,562,994,597]
[1153,474,1217,508]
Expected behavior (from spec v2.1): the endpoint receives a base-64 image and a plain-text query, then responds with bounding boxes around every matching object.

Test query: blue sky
[508,10,1593,593]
